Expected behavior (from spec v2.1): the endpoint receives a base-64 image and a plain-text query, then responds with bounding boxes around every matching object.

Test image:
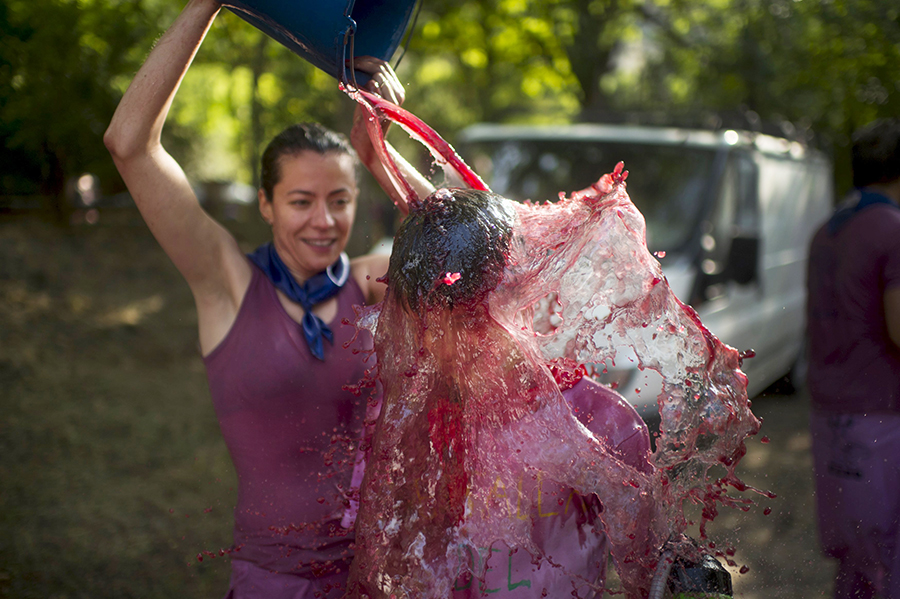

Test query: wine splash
[343,86,764,599]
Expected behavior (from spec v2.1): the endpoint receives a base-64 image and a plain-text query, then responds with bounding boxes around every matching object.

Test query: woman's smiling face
[259,150,359,282]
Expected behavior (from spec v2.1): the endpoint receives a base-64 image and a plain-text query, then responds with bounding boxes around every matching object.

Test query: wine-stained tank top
[203,263,376,576]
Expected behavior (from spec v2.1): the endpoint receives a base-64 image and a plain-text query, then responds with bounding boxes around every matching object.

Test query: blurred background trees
[1,0,898,211]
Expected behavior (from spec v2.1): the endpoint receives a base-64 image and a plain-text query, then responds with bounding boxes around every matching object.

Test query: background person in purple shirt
[806,118,900,599]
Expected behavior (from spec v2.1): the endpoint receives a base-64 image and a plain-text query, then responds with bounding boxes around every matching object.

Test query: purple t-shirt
[204,264,377,576]
[451,377,652,598]
[806,199,900,413]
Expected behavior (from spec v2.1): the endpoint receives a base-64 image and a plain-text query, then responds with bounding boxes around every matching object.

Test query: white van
[457,123,834,422]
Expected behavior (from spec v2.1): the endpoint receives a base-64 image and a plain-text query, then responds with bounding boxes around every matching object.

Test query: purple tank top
[203,264,377,576]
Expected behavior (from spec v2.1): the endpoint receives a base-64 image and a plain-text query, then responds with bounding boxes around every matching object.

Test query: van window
[461,139,717,253]
[701,153,759,278]
[734,153,760,234]
[701,161,737,276]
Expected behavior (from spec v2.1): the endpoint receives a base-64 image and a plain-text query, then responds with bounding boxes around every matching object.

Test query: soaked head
[388,188,516,312]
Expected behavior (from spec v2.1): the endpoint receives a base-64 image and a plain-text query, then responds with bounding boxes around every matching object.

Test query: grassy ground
[1,212,241,599]
[1,212,835,598]
[702,389,835,598]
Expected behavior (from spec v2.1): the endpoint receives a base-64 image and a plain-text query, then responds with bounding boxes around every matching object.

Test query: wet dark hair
[259,123,360,200]
[388,188,515,312]
[851,118,900,188]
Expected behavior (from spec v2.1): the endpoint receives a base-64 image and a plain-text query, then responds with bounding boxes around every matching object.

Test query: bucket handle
[339,0,358,87]
[391,0,422,72]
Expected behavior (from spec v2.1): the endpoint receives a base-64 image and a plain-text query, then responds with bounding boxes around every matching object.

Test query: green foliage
[1,0,897,203]
[0,0,174,199]
[633,0,900,190]
[402,0,582,130]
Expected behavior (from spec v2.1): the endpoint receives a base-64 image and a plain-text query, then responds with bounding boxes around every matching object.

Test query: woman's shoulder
[350,252,390,304]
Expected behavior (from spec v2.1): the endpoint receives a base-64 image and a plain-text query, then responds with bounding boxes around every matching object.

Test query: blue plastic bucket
[221,0,418,83]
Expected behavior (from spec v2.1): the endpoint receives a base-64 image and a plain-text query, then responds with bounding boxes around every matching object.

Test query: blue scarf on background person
[247,242,350,360]
[828,188,899,235]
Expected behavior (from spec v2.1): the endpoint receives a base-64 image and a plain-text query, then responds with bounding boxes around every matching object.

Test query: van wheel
[781,342,808,395]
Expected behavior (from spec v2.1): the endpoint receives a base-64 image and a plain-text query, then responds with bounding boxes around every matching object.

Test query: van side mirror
[725,235,759,285]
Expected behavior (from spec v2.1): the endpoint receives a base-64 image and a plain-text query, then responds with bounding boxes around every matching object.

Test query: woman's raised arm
[104,0,252,352]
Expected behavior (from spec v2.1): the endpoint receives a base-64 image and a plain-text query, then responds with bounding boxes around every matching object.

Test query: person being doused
[347,187,671,599]
[342,69,760,599]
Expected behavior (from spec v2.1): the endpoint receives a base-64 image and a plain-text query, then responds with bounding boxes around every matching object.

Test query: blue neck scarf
[247,242,350,360]
[828,189,899,235]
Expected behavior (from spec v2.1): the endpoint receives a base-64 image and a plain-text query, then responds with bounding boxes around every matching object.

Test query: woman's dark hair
[260,123,360,199]
[388,188,515,312]
[851,118,900,188]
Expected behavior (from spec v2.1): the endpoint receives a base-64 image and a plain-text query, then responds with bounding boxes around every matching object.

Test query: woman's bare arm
[104,0,251,352]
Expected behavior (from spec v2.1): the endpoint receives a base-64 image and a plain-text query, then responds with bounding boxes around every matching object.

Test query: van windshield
[460,139,718,253]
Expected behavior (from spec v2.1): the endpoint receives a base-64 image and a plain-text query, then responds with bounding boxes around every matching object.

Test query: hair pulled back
[388,188,515,312]
[852,118,900,188]
[260,123,359,199]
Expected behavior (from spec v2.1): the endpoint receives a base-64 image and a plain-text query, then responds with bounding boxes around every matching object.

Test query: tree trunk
[249,35,269,190]
[41,143,70,225]
[565,0,621,119]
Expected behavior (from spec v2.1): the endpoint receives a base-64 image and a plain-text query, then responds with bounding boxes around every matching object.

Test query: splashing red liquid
[343,85,765,599]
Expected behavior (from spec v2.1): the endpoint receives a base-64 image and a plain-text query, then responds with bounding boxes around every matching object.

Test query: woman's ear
[258,188,273,225]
